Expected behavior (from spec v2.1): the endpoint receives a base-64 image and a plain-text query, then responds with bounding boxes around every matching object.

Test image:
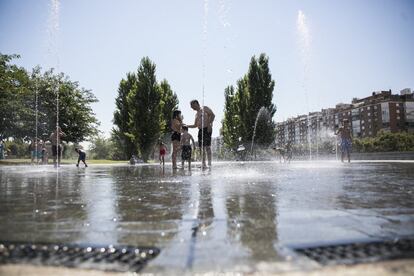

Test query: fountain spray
[201,0,208,167]
[297,10,312,160]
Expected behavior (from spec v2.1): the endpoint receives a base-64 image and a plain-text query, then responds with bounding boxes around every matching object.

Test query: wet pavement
[0,161,414,274]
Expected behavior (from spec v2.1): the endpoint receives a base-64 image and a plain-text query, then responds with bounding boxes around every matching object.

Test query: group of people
[29,138,48,165]
[26,127,87,168]
[159,99,215,170]
[272,119,352,163]
[49,127,88,167]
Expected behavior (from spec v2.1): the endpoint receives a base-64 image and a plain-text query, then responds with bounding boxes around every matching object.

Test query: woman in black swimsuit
[171,110,183,169]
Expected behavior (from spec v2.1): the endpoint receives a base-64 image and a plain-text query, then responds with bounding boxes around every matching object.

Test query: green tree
[110,131,129,160]
[0,54,32,139]
[127,57,163,162]
[89,136,113,159]
[221,53,277,150]
[245,54,276,145]
[113,73,137,159]
[31,68,99,143]
[353,131,414,152]
[62,143,79,159]
[222,85,240,150]
[0,53,99,143]
[159,79,179,134]
[112,59,179,161]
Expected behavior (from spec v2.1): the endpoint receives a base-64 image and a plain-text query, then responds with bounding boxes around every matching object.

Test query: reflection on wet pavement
[0,161,413,273]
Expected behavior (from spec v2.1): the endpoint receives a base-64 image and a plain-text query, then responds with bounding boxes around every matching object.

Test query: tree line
[1,52,278,161]
[353,130,414,152]
[0,53,99,144]
[6,51,413,161]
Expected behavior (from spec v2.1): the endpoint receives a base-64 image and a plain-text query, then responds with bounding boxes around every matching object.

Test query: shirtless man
[187,100,215,168]
[335,119,352,163]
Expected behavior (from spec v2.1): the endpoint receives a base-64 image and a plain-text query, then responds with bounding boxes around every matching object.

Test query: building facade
[275,89,414,146]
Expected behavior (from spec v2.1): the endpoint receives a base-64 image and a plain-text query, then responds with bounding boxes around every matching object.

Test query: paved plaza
[0,161,413,274]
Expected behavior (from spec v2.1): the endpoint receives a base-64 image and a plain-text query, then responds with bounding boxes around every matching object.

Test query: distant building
[401,88,412,95]
[275,89,414,146]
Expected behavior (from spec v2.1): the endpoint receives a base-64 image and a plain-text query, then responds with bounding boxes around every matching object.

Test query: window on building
[374,106,378,110]
[397,109,400,113]
[405,102,414,123]
[381,103,390,123]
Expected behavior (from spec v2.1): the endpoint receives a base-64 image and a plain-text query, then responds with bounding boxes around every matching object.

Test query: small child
[180,126,195,169]
[158,140,167,167]
[41,144,48,165]
[75,148,88,167]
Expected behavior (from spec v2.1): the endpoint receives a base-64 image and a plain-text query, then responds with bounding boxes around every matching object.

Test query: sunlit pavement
[1,160,413,274]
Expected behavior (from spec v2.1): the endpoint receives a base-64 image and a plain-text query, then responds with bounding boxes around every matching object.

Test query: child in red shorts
[158,140,167,167]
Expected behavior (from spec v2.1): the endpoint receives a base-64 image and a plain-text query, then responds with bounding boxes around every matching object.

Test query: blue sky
[1,0,413,139]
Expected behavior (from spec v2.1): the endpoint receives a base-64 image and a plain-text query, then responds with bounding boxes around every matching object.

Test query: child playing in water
[180,126,195,170]
[41,143,48,165]
[30,139,43,165]
[158,140,167,167]
[75,147,88,167]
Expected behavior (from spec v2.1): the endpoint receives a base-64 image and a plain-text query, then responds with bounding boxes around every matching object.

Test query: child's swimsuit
[181,145,192,161]
[340,138,352,152]
[171,132,181,141]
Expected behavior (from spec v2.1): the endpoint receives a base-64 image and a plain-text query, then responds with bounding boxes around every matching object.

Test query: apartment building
[275,89,414,146]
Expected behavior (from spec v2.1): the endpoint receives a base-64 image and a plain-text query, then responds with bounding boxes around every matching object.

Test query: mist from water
[250,107,272,156]
[48,0,61,168]
[297,10,312,160]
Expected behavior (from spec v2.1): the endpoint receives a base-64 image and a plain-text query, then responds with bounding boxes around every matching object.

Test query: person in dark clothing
[171,110,183,169]
[75,148,88,167]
